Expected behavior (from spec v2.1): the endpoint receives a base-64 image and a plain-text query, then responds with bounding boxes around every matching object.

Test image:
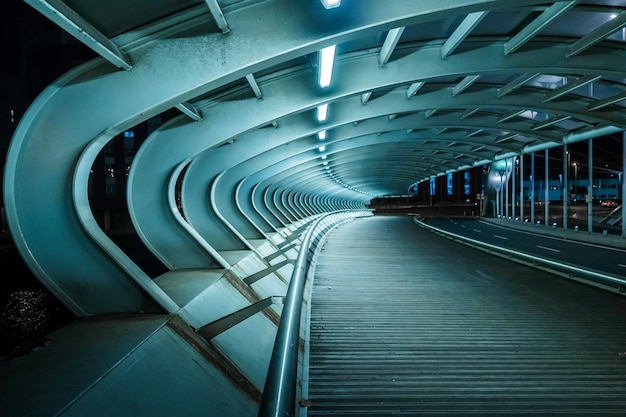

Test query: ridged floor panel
[306,216,626,416]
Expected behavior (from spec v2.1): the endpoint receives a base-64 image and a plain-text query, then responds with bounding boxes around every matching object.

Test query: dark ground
[0,224,167,358]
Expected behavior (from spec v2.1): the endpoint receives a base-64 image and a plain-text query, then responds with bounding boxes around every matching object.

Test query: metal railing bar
[258,210,364,417]
[197,296,284,340]
[244,259,296,286]
[265,242,299,262]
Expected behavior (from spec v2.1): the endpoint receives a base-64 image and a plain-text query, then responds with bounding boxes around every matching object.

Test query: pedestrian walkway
[305,215,626,416]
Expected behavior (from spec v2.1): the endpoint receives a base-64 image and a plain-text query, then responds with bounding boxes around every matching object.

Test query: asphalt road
[423,217,626,280]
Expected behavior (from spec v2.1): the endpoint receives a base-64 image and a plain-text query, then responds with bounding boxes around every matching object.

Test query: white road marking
[536,245,561,253]
[473,228,482,233]
[618,264,626,268]
[494,235,509,240]
[477,218,626,253]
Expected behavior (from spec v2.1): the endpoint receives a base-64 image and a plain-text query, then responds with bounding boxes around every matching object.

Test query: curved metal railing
[258,210,371,417]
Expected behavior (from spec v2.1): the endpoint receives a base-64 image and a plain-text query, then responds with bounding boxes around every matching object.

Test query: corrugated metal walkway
[306,215,626,416]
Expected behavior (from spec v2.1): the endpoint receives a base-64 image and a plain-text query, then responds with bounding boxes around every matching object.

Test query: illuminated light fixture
[318,130,327,140]
[321,155,327,159]
[321,0,341,9]
[323,161,328,165]
[318,145,326,152]
[317,104,329,121]
[318,45,336,88]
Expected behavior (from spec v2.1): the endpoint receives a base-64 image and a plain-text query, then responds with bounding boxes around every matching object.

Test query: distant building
[521,176,622,203]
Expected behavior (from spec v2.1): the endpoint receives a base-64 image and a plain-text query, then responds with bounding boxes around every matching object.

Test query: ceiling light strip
[318,45,336,88]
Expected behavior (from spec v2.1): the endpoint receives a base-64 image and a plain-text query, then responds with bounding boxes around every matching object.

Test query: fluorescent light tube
[317,104,328,121]
[321,0,341,9]
[318,45,336,88]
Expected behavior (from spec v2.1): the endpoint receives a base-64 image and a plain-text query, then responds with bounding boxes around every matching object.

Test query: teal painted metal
[4,1,625,321]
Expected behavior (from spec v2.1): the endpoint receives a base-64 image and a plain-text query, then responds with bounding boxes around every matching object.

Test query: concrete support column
[587,138,593,233]
[543,149,550,226]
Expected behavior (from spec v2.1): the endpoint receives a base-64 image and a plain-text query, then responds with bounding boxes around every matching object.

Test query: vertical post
[519,154,524,221]
[531,152,535,223]
[505,161,509,219]
[622,131,625,239]
[498,175,502,217]
[587,138,593,233]
[429,178,433,207]
[512,158,516,220]
[563,144,568,229]
[495,179,500,217]
[543,149,550,226]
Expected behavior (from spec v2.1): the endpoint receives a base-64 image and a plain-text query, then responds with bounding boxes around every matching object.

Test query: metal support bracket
[244,259,296,285]
[197,296,284,340]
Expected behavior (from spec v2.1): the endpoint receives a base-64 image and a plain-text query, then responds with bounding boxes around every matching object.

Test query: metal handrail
[257,210,367,417]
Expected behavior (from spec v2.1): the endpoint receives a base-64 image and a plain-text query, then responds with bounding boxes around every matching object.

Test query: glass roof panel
[553,118,592,131]
[544,10,619,38]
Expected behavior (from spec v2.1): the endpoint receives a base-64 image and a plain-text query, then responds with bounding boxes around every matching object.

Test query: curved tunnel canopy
[5,0,626,315]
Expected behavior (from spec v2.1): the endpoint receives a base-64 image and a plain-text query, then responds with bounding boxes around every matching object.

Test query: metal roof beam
[424,109,437,119]
[504,1,578,55]
[441,11,489,58]
[466,129,484,137]
[406,82,425,98]
[175,102,203,121]
[495,133,520,143]
[587,90,626,111]
[452,75,481,96]
[497,73,540,97]
[461,108,481,119]
[204,0,230,34]
[531,115,571,130]
[566,11,626,57]
[23,0,132,70]
[379,27,405,66]
[542,75,602,102]
[245,74,263,99]
[497,109,526,124]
